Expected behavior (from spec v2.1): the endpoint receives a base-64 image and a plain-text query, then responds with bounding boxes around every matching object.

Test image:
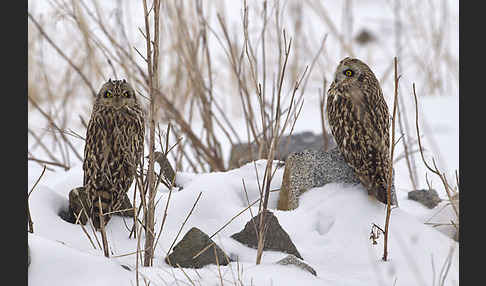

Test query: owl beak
[113,95,123,108]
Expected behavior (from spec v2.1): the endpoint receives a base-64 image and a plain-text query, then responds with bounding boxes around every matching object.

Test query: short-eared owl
[327,57,392,204]
[83,79,145,229]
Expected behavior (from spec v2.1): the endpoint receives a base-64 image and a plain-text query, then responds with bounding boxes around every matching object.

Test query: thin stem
[383,57,399,261]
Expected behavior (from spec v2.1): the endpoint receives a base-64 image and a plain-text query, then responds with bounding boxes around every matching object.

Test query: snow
[28,0,458,285]
[28,159,458,286]
[29,233,133,286]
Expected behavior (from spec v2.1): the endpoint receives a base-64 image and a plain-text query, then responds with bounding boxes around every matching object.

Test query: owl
[326,57,393,204]
[83,79,145,230]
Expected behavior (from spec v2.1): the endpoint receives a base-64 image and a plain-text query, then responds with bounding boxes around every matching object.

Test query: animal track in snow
[315,212,335,236]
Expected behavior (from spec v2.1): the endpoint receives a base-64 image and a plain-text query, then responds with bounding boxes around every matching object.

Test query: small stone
[276,254,317,276]
[165,227,230,268]
[152,151,177,186]
[277,147,397,210]
[408,189,442,209]
[231,210,302,259]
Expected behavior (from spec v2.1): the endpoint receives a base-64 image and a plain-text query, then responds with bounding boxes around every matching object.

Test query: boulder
[277,147,397,210]
[228,131,335,169]
[165,227,230,268]
[231,210,302,259]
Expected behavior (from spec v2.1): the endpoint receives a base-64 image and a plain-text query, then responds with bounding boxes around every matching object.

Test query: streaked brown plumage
[83,79,145,229]
[326,57,392,204]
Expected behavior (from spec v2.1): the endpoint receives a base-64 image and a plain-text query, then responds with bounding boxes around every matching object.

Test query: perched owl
[83,79,145,230]
[326,57,393,204]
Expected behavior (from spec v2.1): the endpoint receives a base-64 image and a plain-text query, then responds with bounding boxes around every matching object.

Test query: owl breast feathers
[326,57,393,205]
[83,79,145,229]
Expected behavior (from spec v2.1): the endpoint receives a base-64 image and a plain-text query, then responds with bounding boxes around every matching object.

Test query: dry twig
[383,56,400,261]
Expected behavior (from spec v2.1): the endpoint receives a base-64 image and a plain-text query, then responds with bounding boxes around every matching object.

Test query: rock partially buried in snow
[65,187,134,225]
[277,147,397,210]
[165,227,230,268]
[66,187,90,224]
[275,254,317,276]
[231,210,302,259]
[408,189,442,209]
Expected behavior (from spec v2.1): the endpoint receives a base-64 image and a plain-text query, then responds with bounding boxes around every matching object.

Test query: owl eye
[343,69,354,77]
[123,91,130,98]
[104,91,113,98]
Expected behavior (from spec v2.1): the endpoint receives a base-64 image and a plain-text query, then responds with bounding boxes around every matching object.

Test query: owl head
[332,57,377,88]
[96,79,138,109]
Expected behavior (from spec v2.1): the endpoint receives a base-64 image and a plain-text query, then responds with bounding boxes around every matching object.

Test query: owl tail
[91,190,113,230]
[372,183,398,206]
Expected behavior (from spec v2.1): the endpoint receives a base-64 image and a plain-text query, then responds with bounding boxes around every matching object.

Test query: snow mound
[28,160,458,286]
[28,234,132,286]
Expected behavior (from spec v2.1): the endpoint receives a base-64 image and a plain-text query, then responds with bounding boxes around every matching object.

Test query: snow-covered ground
[28,0,458,285]
[29,158,458,286]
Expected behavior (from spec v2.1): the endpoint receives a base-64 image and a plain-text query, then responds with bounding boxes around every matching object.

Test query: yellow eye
[104,91,113,98]
[343,69,354,77]
[123,91,130,97]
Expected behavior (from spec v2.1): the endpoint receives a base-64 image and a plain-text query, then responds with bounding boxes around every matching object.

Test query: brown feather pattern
[326,57,392,204]
[83,80,145,229]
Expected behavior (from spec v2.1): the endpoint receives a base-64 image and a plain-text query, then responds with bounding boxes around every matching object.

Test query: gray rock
[408,189,442,209]
[228,143,263,170]
[231,210,302,259]
[277,147,397,210]
[228,131,335,169]
[165,227,230,268]
[63,187,134,225]
[65,187,90,225]
[276,254,317,276]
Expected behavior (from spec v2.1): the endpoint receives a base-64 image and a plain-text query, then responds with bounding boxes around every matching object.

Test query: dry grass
[28,0,458,172]
[28,0,458,284]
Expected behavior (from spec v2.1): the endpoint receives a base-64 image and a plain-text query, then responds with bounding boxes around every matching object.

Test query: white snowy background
[28,0,459,285]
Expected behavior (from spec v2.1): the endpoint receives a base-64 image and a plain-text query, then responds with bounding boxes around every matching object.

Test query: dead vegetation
[28,0,458,284]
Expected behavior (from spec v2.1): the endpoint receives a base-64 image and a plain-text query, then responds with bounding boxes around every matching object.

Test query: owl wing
[83,106,104,187]
[360,87,392,202]
[110,105,145,211]
[327,78,393,204]
[368,88,390,154]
